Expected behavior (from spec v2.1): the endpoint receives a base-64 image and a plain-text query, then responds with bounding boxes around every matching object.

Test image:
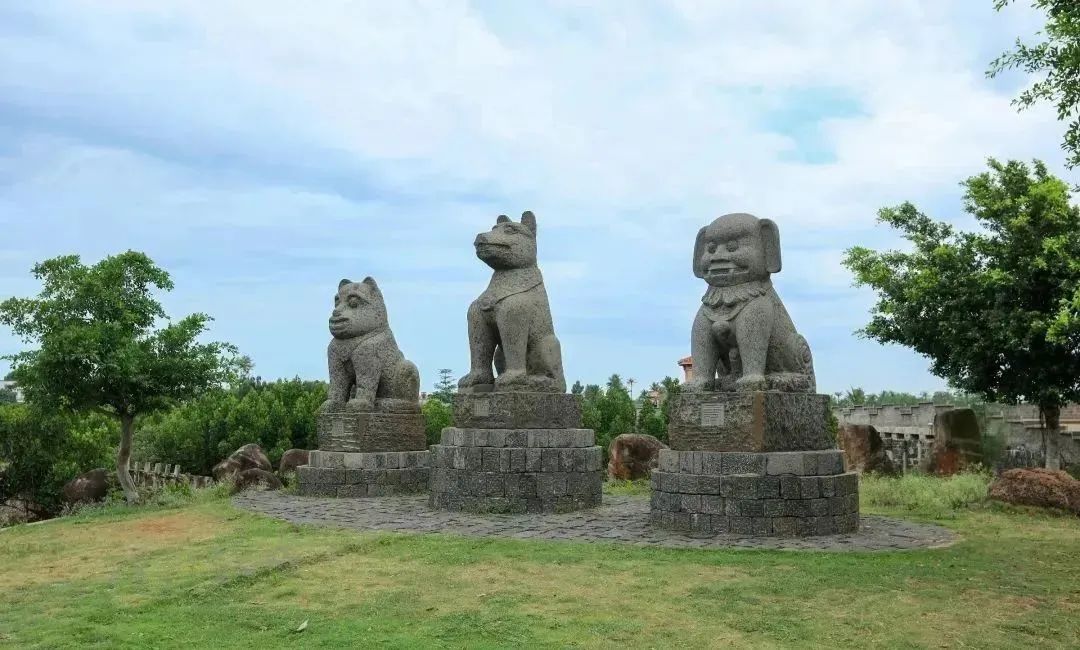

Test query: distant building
[678,356,693,383]
[0,381,24,403]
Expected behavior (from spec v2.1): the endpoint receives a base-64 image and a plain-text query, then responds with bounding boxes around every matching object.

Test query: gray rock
[62,468,112,504]
[278,449,310,477]
[687,213,815,393]
[319,277,420,415]
[457,212,567,394]
[213,443,272,482]
[231,468,282,494]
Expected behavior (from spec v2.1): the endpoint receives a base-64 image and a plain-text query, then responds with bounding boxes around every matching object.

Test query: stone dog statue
[458,211,567,394]
[688,213,816,393]
[319,277,420,413]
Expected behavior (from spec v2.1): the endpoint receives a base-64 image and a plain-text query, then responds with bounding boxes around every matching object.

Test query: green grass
[860,470,994,518]
[1,480,1079,649]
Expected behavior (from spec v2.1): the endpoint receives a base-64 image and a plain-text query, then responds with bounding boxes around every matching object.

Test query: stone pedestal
[299,409,430,498]
[652,391,860,537]
[669,391,833,452]
[317,410,426,452]
[650,449,859,536]
[428,393,603,514]
[297,450,431,497]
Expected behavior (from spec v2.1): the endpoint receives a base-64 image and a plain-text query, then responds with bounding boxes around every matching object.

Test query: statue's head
[693,213,781,287]
[474,211,539,270]
[329,277,388,339]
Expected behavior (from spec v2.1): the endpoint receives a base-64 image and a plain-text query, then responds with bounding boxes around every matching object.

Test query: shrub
[422,399,452,446]
[859,470,992,518]
[0,404,117,519]
[135,378,326,475]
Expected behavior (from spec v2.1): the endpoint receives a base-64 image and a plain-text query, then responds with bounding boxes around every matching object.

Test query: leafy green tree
[0,404,117,518]
[843,159,1080,469]
[637,390,667,440]
[0,388,16,404]
[989,1,1080,172]
[431,369,456,403]
[570,380,584,395]
[422,398,452,446]
[0,252,242,501]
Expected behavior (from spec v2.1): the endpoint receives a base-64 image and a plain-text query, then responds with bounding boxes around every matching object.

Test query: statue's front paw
[318,399,344,414]
[458,371,494,389]
[345,397,376,413]
[495,370,527,388]
[734,374,767,392]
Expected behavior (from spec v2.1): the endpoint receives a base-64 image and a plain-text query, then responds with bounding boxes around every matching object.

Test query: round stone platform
[297,450,431,498]
[233,491,957,552]
[429,428,603,514]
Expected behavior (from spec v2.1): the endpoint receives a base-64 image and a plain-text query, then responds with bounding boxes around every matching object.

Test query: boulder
[278,449,310,476]
[230,468,283,495]
[929,408,983,475]
[837,424,896,475]
[607,434,667,480]
[989,468,1080,515]
[212,443,272,482]
[62,468,111,505]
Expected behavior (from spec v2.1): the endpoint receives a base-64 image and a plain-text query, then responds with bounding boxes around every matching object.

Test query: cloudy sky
[0,1,1069,396]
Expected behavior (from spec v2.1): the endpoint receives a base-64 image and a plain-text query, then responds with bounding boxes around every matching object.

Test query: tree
[843,159,1080,469]
[431,368,456,403]
[989,1,1080,172]
[422,398,452,446]
[0,252,242,501]
[571,380,584,395]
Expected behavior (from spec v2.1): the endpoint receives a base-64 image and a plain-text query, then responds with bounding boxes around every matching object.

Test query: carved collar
[478,267,543,311]
[702,279,772,308]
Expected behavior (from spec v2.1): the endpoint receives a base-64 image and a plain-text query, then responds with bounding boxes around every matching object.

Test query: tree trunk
[1041,404,1062,471]
[116,413,138,503]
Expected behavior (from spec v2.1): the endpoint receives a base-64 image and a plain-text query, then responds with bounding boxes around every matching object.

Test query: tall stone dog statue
[458,211,567,394]
[688,213,816,393]
[320,277,421,413]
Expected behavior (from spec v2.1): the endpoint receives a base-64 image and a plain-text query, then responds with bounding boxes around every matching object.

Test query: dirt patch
[0,510,232,589]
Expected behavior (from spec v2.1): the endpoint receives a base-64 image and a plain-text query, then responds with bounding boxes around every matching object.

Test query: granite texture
[317,410,427,452]
[320,277,420,414]
[458,212,567,394]
[649,449,859,537]
[429,427,603,514]
[235,492,957,552]
[453,392,583,430]
[688,213,815,393]
[296,450,431,498]
[668,391,833,452]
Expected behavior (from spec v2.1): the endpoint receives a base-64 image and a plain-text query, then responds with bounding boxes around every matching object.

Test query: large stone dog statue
[688,213,816,393]
[320,277,420,413]
[458,211,567,394]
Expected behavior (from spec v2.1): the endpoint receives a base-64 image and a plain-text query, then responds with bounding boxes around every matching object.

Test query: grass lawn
[1,479,1078,649]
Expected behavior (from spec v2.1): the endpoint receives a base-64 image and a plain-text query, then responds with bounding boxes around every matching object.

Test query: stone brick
[726,499,764,517]
[680,493,702,512]
[729,517,753,535]
[808,499,831,517]
[723,453,766,476]
[780,475,802,499]
[766,452,805,476]
[702,495,725,515]
[798,476,820,499]
[659,449,678,472]
[770,517,798,537]
[763,499,786,517]
[701,452,726,475]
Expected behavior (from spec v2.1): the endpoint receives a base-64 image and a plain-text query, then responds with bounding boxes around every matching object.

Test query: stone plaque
[472,397,491,417]
[701,403,725,427]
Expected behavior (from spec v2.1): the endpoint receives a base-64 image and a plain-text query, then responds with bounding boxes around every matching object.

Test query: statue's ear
[361,276,382,294]
[521,211,537,234]
[693,226,708,278]
[760,219,781,273]
[496,214,511,224]
[339,278,351,288]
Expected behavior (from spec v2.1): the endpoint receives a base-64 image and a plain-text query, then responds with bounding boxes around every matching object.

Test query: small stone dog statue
[458,211,567,394]
[688,213,816,393]
[319,277,420,413]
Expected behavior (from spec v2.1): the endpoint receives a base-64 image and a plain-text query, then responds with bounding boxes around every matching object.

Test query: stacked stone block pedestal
[429,392,604,514]
[650,449,858,537]
[298,410,430,498]
[651,391,860,537]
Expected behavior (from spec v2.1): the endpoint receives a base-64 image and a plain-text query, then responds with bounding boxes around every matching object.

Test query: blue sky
[0,0,1069,396]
